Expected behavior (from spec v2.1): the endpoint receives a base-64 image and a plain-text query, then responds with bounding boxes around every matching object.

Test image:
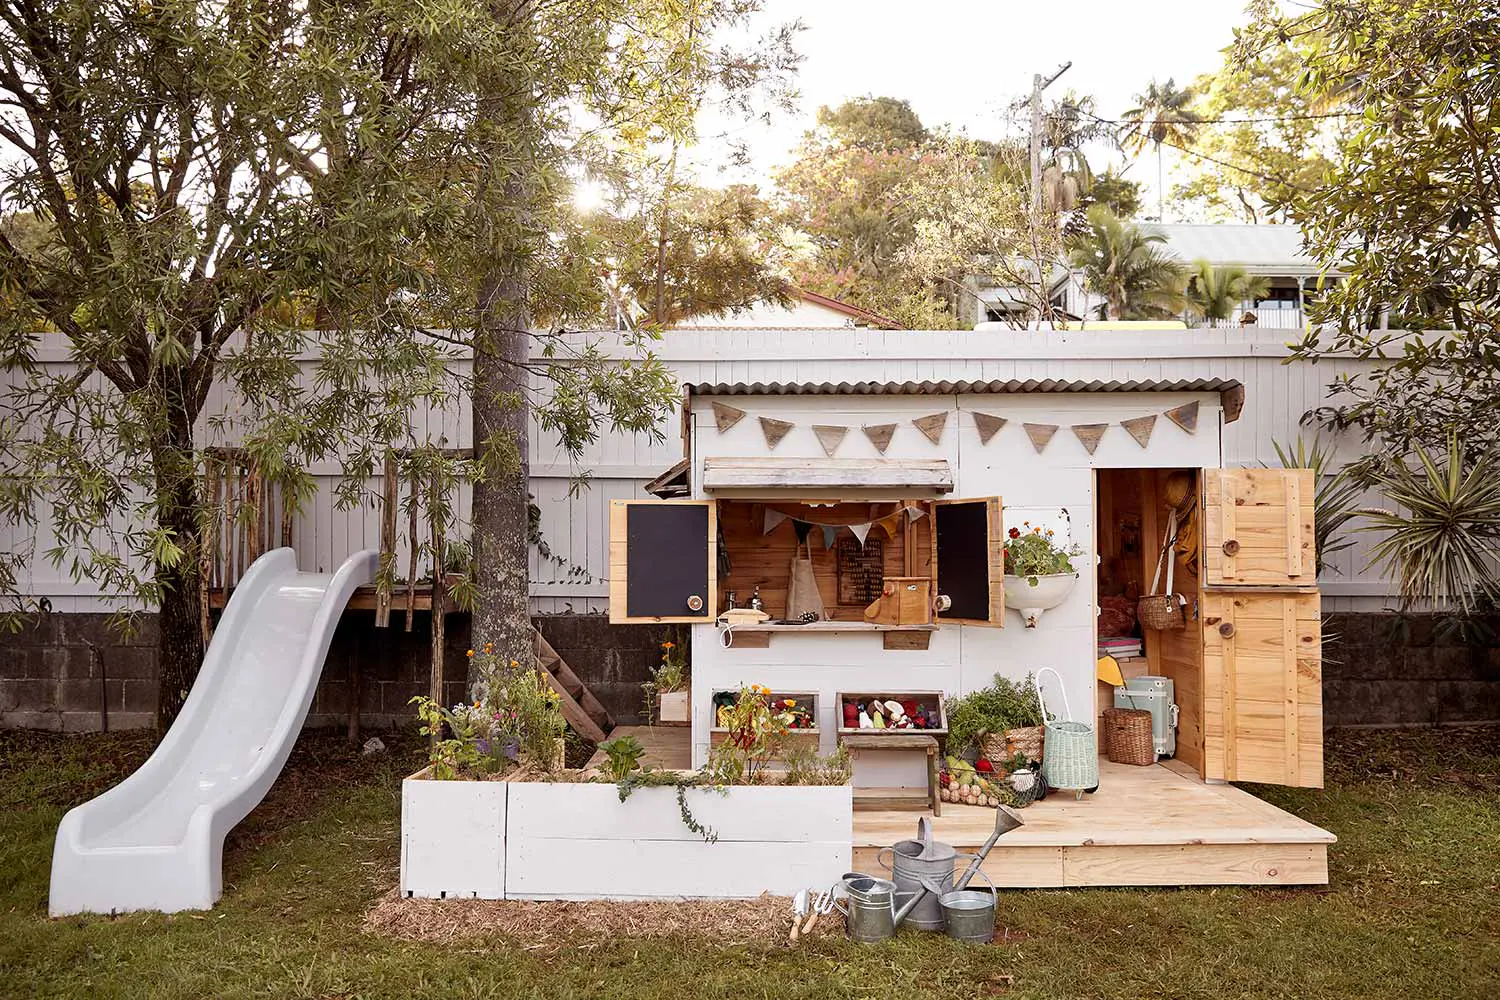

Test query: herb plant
[944,673,1044,756]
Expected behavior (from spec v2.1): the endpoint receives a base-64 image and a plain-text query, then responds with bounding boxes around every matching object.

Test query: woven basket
[981,726,1044,765]
[1137,594,1184,630]
[1035,667,1097,792]
[1102,707,1155,766]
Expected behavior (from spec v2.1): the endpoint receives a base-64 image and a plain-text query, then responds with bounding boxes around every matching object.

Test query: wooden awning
[701,457,954,495]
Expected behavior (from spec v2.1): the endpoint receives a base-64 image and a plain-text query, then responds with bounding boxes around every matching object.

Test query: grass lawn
[1,725,1496,1000]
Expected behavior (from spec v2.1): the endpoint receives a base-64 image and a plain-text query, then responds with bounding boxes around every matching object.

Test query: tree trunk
[152,403,205,730]
[470,4,537,692]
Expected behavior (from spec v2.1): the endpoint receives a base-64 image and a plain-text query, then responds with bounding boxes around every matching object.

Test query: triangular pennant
[760,416,794,449]
[793,519,812,544]
[905,505,926,521]
[1071,423,1108,455]
[878,513,901,539]
[1024,423,1058,454]
[821,525,839,550]
[711,401,745,433]
[812,424,848,457]
[1164,401,1200,434]
[972,411,1007,445]
[1121,414,1157,448]
[848,522,872,547]
[863,423,897,454]
[763,509,788,535]
[913,412,948,445]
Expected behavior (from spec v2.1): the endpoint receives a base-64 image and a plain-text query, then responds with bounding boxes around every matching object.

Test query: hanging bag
[1137,510,1186,631]
[785,535,826,621]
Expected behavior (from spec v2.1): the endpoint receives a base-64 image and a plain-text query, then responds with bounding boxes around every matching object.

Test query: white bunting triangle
[848,522,872,548]
[813,424,848,457]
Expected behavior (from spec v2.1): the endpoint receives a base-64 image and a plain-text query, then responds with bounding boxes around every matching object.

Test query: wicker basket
[1136,594,1184,630]
[1102,707,1155,766]
[1035,668,1098,793]
[982,726,1044,765]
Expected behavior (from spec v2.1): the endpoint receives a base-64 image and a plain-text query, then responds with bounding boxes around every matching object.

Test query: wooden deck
[595,727,1334,888]
[585,725,693,771]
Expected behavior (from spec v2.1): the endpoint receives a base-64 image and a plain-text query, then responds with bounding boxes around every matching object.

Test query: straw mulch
[363,888,839,951]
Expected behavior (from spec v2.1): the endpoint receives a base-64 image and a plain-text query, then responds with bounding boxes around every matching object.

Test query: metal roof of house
[689,377,1244,422]
[1155,224,1324,275]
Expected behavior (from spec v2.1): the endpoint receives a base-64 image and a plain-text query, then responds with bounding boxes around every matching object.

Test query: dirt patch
[1325,724,1500,790]
[363,889,842,950]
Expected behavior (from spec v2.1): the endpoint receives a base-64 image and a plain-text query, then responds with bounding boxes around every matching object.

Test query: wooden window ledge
[719,621,937,650]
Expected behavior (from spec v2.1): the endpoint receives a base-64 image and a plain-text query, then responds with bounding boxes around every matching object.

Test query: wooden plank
[400,774,507,900]
[701,457,954,493]
[540,665,608,743]
[535,629,613,733]
[1061,843,1327,887]
[506,784,851,843]
[583,725,692,771]
[1203,468,1317,587]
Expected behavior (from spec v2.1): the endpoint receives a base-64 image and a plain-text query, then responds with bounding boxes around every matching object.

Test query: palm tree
[1067,205,1187,320]
[1119,79,1201,221]
[1183,260,1270,325]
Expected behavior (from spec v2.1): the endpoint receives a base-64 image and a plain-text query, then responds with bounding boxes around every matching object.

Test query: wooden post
[428,467,446,741]
[405,464,419,633]
[245,463,261,564]
[375,450,398,628]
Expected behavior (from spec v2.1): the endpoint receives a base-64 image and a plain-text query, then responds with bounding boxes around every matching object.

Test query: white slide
[49,547,379,916]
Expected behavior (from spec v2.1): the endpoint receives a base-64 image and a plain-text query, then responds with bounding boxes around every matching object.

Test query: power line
[1061,110,1356,127]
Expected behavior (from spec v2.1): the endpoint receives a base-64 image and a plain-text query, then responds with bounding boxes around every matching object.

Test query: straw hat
[1162,471,1194,512]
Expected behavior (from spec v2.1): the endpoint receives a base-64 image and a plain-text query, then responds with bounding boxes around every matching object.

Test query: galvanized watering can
[876,816,956,932]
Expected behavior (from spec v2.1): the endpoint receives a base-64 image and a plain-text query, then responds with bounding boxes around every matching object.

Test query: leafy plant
[643,634,689,724]
[1184,260,1270,325]
[599,735,646,783]
[781,743,853,786]
[1004,521,1081,582]
[1067,205,1187,319]
[1357,435,1500,614]
[1271,436,1363,576]
[613,769,725,843]
[704,684,788,785]
[945,673,1044,757]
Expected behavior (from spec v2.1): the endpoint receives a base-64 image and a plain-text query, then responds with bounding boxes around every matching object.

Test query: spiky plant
[1272,437,1363,577]
[1067,205,1187,319]
[1358,435,1500,613]
[1186,260,1271,325]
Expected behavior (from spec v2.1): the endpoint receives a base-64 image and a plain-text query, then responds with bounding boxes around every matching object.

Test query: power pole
[1026,62,1073,216]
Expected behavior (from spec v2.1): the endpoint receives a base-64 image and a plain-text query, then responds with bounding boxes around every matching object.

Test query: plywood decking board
[584,726,693,772]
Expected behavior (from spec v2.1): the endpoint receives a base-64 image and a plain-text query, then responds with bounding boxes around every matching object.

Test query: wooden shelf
[720,621,938,650]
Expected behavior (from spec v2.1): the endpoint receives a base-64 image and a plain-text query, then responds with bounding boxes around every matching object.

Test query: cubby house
[609,378,1335,887]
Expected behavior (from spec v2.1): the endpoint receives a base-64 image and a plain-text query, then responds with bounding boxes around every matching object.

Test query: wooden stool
[840,733,941,816]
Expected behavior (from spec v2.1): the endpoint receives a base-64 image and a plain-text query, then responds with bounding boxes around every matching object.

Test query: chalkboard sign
[625,503,711,619]
[935,500,994,622]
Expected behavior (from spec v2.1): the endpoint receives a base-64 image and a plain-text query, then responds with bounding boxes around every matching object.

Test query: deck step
[533,629,614,742]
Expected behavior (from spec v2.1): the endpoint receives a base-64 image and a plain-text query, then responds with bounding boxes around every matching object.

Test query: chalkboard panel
[626,503,710,619]
[935,500,993,621]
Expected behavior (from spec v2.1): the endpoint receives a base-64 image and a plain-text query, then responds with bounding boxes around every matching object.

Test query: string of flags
[763,504,926,550]
[710,399,1200,455]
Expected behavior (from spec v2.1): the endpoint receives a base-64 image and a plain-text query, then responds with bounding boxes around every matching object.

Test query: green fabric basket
[1034,667,1099,792]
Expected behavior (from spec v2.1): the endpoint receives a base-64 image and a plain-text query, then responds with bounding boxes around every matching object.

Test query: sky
[687,0,1255,213]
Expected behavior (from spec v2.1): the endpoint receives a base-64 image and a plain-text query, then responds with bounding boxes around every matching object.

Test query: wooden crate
[709,689,820,753]
[836,690,948,736]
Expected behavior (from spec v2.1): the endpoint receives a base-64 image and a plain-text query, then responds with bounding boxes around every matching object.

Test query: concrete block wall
[0,611,671,732]
[1322,613,1500,726]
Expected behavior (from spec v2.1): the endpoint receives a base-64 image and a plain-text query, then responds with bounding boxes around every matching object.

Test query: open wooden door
[1200,469,1323,787]
[932,496,1004,626]
[608,500,717,624]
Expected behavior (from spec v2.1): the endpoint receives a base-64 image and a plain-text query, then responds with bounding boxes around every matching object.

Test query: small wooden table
[840,733,941,816]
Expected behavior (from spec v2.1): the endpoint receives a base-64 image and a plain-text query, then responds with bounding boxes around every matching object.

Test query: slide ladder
[49,548,377,916]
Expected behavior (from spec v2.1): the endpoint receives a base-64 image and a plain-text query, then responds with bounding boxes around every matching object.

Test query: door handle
[686,594,704,612]
[1222,539,1241,556]
[1218,621,1236,638]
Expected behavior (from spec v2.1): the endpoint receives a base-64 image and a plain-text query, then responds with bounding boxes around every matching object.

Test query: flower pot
[657,688,690,726]
[1002,572,1078,628]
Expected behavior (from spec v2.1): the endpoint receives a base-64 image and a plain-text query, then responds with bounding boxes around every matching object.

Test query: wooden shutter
[608,500,717,624]
[932,496,1004,626]
[1201,591,1323,787]
[1203,469,1316,588]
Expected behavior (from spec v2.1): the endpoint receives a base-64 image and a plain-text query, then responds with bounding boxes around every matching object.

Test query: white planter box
[398,772,852,901]
[400,770,507,900]
[506,783,851,900]
[657,689,690,725]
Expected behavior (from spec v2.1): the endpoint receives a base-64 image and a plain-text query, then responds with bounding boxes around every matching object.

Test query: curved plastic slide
[49,547,379,916]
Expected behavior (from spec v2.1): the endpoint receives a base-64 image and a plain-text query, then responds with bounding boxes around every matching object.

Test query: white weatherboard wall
[401,773,507,899]
[5,327,1395,614]
[687,390,1222,768]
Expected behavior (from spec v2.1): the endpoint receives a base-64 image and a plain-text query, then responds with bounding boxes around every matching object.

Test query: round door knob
[1219,621,1236,638]
[1222,539,1241,556]
[686,594,704,612]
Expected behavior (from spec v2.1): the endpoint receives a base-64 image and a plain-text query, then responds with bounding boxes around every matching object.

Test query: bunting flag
[821,525,840,550]
[1165,400,1200,434]
[863,423,897,454]
[813,424,848,457]
[1121,413,1157,448]
[848,522,872,547]
[793,519,813,544]
[1072,423,1108,455]
[763,509,788,534]
[913,412,948,445]
[711,401,745,433]
[973,411,1007,445]
[905,505,926,521]
[759,416,794,449]
[1024,422,1059,454]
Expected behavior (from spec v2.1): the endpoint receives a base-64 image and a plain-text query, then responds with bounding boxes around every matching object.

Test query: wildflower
[785,698,796,707]
[1033,526,1042,533]
[662,641,675,650]
[1008,527,1021,539]
[1046,529,1055,536]
[484,643,493,653]
[466,649,474,657]
[510,659,519,667]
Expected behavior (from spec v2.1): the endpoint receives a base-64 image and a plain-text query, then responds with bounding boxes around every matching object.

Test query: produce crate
[709,690,821,754]
[835,691,947,736]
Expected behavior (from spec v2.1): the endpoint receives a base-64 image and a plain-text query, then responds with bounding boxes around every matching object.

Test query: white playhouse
[609,377,1332,886]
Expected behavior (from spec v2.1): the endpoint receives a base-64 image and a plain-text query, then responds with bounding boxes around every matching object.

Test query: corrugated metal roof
[1154,224,1320,273]
[688,377,1245,422]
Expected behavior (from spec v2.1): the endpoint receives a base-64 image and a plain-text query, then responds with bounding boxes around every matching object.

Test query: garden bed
[400,770,852,901]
